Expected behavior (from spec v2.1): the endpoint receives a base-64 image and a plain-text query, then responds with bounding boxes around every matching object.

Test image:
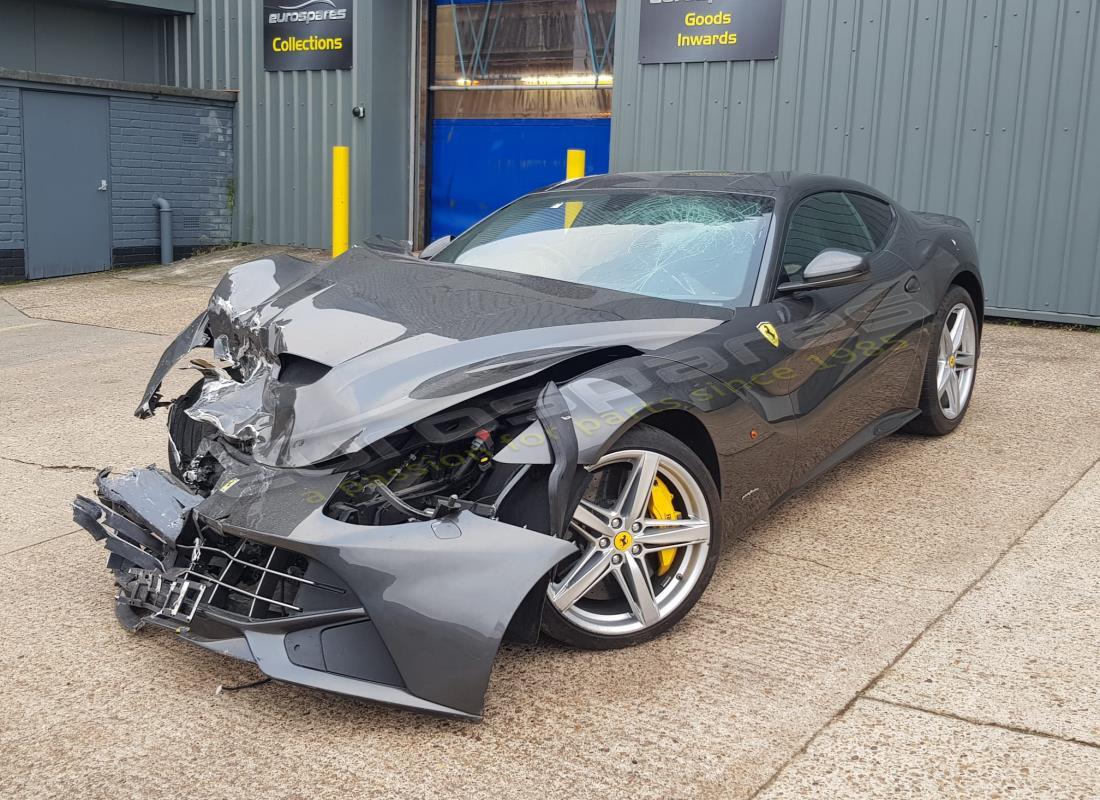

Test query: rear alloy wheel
[936,302,978,420]
[906,285,980,436]
[542,426,721,649]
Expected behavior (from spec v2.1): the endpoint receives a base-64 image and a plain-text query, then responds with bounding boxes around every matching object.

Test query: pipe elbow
[153,197,172,212]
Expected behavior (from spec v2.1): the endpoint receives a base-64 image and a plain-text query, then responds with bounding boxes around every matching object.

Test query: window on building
[431,0,616,119]
[779,192,875,283]
[428,1,618,239]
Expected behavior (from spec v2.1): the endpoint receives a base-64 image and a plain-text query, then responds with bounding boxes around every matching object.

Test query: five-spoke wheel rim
[938,303,977,420]
[547,449,711,636]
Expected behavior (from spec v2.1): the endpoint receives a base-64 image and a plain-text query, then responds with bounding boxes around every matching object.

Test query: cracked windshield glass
[434,191,773,307]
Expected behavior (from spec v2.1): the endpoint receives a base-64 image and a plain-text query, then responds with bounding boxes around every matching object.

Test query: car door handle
[97,179,108,192]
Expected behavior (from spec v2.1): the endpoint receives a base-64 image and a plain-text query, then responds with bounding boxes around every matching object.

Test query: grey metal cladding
[0,1,168,84]
[164,0,413,248]
[612,0,1100,323]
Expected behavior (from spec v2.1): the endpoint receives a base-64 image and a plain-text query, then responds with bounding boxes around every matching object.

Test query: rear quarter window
[844,193,895,248]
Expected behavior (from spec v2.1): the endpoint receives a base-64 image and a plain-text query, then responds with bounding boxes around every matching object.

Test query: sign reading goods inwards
[639,0,782,64]
[264,0,353,71]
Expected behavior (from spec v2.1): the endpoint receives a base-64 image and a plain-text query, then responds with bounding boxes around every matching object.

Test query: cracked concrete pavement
[1,248,1098,798]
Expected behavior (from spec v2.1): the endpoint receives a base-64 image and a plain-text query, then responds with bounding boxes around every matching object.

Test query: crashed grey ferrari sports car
[76,172,983,719]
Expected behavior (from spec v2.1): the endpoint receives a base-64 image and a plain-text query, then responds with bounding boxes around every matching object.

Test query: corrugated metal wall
[163,0,413,248]
[611,0,1100,324]
[0,0,168,84]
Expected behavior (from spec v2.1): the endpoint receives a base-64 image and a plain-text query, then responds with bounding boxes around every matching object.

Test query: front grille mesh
[186,518,340,619]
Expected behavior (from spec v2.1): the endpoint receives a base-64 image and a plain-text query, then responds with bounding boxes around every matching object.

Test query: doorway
[427,0,616,242]
[23,91,111,279]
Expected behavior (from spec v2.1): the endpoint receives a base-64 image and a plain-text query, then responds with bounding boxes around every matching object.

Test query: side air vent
[277,353,332,386]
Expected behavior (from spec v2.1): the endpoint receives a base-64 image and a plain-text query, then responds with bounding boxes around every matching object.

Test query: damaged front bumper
[74,464,575,720]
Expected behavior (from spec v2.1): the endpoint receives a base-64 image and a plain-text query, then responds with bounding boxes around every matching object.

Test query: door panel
[427,0,616,241]
[23,91,111,279]
[429,118,610,240]
[781,259,922,484]
[776,193,923,487]
[671,310,799,529]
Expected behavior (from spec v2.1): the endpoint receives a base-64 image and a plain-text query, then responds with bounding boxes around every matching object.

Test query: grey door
[23,92,111,279]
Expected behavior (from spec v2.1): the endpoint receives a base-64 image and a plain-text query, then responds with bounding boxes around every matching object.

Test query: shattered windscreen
[433,190,773,307]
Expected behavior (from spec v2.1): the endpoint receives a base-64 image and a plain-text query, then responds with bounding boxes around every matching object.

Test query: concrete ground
[1,247,1098,799]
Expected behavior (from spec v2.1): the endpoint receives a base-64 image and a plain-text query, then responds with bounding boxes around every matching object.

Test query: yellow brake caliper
[648,476,682,576]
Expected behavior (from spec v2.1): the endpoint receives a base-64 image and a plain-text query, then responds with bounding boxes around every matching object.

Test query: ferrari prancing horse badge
[757,321,780,348]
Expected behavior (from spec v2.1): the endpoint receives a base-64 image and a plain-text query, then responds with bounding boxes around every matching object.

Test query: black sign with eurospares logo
[264,0,353,71]
[639,0,782,64]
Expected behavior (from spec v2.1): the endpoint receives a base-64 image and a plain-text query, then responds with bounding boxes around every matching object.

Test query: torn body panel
[108,247,798,720]
[74,464,576,719]
[135,248,726,469]
[81,172,980,722]
[137,311,210,418]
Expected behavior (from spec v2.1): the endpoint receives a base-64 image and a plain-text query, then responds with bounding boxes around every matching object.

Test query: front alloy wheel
[542,426,721,649]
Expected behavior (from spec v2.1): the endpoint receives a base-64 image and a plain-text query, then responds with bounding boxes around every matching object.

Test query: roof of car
[541,171,883,202]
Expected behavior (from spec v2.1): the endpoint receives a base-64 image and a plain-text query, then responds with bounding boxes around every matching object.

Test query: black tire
[503,424,722,651]
[167,379,216,478]
[905,285,980,436]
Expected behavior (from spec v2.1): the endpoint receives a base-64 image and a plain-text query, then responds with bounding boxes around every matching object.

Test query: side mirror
[419,235,453,260]
[778,249,869,292]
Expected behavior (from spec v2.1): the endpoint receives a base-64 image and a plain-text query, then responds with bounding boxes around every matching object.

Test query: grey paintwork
[257,508,576,716]
[137,310,210,417]
[534,381,579,539]
[93,467,202,543]
[75,459,575,719]
[495,376,682,467]
[95,234,735,716]
[77,171,983,720]
[136,246,725,468]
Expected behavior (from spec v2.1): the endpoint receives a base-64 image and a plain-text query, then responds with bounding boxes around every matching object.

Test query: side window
[779,192,874,283]
[845,192,894,247]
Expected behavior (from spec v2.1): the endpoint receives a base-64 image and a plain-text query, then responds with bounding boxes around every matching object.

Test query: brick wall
[0,88,234,279]
[0,87,25,280]
[109,97,234,263]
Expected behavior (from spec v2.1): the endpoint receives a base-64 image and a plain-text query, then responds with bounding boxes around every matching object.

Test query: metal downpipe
[153,197,172,265]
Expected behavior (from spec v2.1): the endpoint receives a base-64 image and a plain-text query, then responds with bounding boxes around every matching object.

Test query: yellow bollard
[565,148,585,228]
[332,145,350,257]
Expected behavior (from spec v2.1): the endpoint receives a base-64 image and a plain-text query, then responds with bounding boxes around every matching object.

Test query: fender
[496,359,722,467]
[136,311,210,418]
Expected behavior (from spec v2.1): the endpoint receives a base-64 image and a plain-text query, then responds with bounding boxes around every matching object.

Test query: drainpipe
[153,198,172,265]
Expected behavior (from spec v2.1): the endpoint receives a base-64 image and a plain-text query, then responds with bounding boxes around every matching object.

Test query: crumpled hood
[163,247,730,468]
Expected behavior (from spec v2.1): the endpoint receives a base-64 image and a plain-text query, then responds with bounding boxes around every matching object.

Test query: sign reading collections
[639,0,782,64]
[264,0,353,71]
